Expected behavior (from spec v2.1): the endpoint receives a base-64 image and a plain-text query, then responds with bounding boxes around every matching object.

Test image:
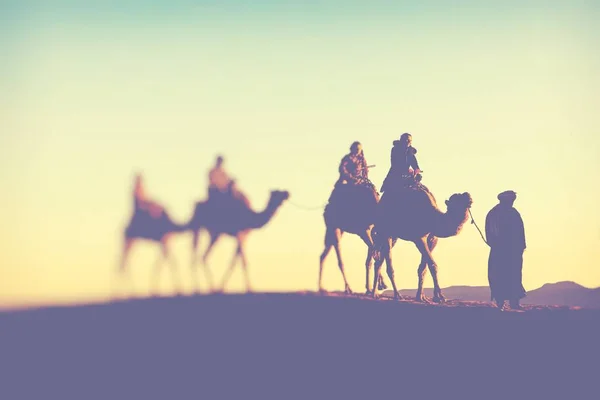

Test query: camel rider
[337,142,374,187]
[329,141,378,205]
[208,155,232,199]
[133,173,165,219]
[380,132,422,193]
[207,155,251,210]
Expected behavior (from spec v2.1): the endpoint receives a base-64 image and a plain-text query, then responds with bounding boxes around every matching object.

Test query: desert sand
[1,291,598,399]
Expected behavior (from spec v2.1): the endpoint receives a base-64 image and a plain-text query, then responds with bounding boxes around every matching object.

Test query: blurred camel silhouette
[319,184,387,294]
[372,184,473,302]
[117,201,189,296]
[189,189,290,292]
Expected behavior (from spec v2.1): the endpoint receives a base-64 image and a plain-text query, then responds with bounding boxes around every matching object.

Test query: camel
[319,183,387,294]
[371,183,473,302]
[117,206,190,295]
[189,189,290,292]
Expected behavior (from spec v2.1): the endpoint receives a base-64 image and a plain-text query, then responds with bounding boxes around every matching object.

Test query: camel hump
[329,182,378,206]
[324,182,379,224]
[233,191,252,210]
[382,183,438,210]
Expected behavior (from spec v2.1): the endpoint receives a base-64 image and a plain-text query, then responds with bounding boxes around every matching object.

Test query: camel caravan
[118,133,473,303]
[319,133,473,303]
[117,156,290,294]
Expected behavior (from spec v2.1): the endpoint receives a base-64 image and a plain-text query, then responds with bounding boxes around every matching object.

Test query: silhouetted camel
[117,206,189,295]
[189,190,290,292]
[372,184,473,302]
[319,184,387,294]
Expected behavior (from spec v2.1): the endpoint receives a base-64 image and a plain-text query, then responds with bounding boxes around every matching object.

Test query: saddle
[381,169,430,194]
[328,179,379,208]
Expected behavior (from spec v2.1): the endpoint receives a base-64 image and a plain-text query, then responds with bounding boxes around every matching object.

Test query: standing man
[485,190,527,310]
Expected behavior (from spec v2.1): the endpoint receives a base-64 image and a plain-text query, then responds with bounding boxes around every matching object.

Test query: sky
[1,0,599,309]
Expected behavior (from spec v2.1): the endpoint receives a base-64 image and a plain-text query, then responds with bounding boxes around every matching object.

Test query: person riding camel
[337,142,375,187]
[208,155,232,200]
[207,155,251,210]
[380,132,422,193]
[330,141,377,204]
[132,173,165,219]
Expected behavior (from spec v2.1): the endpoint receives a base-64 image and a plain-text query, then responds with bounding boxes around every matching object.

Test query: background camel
[189,189,290,292]
[319,183,387,294]
[371,185,473,302]
[117,206,190,295]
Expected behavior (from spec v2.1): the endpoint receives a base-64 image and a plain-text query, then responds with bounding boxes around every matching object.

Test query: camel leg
[377,271,388,291]
[162,237,182,296]
[219,247,240,292]
[151,246,165,297]
[371,233,386,298]
[331,228,352,294]
[372,237,396,299]
[200,232,220,291]
[114,237,134,298]
[359,230,384,294]
[119,237,134,273]
[201,232,221,265]
[190,229,204,293]
[383,237,402,300]
[414,236,444,303]
[378,239,397,291]
[191,229,200,267]
[372,257,384,299]
[416,234,438,303]
[318,243,333,293]
[415,258,431,303]
[365,247,373,294]
[237,239,252,293]
[318,226,336,293]
[190,229,200,291]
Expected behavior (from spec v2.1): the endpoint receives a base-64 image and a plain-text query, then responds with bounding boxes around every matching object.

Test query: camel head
[445,192,473,213]
[268,190,290,209]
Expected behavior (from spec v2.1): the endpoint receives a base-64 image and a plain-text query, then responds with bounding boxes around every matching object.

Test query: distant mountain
[385,281,600,309]
[523,281,600,309]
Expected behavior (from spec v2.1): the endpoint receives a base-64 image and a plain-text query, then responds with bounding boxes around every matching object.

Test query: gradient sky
[1,0,599,308]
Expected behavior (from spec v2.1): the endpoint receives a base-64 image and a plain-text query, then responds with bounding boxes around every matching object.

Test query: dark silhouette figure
[380,132,423,193]
[485,190,527,310]
[117,173,189,295]
[334,141,377,196]
[207,155,233,201]
[205,155,252,215]
[319,141,386,294]
[372,184,473,302]
[189,187,290,293]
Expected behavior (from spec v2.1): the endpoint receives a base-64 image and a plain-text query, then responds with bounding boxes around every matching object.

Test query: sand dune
[383,281,600,309]
[1,292,598,399]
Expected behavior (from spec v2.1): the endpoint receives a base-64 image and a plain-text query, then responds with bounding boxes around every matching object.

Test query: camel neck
[249,199,280,229]
[433,209,469,238]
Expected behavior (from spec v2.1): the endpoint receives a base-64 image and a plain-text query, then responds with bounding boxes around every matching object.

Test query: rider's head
[497,190,517,206]
[215,155,224,166]
[399,133,412,148]
[134,172,144,186]
[350,141,363,155]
